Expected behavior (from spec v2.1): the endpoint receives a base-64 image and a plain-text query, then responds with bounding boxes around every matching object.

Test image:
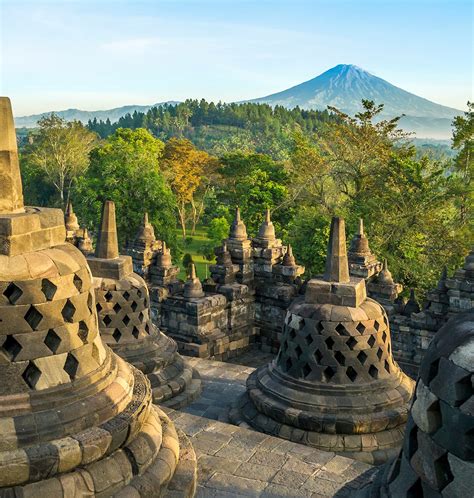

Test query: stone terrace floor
[166,349,378,497]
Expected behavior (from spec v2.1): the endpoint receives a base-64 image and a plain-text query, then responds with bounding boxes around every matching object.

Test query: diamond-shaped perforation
[325,337,335,350]
[103,314,112,327]
[323,366,336,381]
[295,345,303,359]
[138,312,144,322]
[24,306,43,330]
[87,293,93,311]
[143,298,148,308]
[145,323,150,334]
[105,291,114,302]
[289,329,296,340]
[3,282,23,304]
[113,328,122,342]
[61,300,76,322]
[305,334,313,346]
[302,363,311,378]
[356,322,366,334]
[78,321,89,343]
[427,358,440,384]
[132,326,139,339]
[357,351,368,364]
[382,331,387,343]
[1,335,22,360]
[22,361,41,389]
[335,351,345,366]
[346,366,358,382]
[123,315,131,326]
[96,303,103,313]
[44,329,61,353]
[113,303,121,314]
[131,301,138,312]
[137,289,143,299]
[314,349,323,363]
[335,323,349,336]
[384,360,390,373]
[368,365,379,379]
[346,336,357,350]
[316,322,324,334]
[285,357,293,372]
[377,348,383,360]
[367,335,376,348]
[41,279,57,301]
[123,291,130,300]
[374,320,380,332]
[73,274,83,292]
[64,353,79,380]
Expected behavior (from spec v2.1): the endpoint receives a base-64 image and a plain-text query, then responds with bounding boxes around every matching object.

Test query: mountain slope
[249,64,462,138]
[15,101,179,128]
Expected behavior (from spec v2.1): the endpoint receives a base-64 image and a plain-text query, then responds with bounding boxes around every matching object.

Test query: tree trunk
[178,204,187,239]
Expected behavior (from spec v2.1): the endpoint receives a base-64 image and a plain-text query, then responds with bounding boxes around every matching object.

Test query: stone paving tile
[271,468,310,488]
[234,461,279,482]
[168,358,376,498]
[206,472,268,496]
[261,483,311,498]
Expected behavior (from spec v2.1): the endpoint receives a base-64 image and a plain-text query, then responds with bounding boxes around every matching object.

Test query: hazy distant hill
[248,64,462,138]
[15,101,179,128]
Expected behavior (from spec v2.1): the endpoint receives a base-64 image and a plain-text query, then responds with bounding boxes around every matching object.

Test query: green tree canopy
[22,114,97,206]
[74,128,177,248]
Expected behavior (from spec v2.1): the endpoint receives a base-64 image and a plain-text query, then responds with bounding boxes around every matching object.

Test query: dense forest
[20,100,473,299]
[87,100,338,159]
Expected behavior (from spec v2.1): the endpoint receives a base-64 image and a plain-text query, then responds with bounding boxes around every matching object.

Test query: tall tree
[24,114,97,205]
[451,102,473,223]
[74,128,177,247]
[162,138,217,238]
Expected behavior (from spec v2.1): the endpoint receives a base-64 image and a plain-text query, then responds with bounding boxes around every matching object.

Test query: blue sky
[1,0,472,115]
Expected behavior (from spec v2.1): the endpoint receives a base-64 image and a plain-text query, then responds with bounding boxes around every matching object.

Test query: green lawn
[174,226,215,280]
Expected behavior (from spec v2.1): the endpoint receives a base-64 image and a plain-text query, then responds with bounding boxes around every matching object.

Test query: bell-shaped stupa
[88,200,201,409]
[0,97,197,496]
[231,217,414,464]
[359,311,474,496]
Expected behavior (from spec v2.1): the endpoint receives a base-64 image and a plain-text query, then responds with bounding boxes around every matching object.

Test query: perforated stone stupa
[0,97,197,496]
[87,200,201,409]
[231,217,415,464]
[359,311,474,497]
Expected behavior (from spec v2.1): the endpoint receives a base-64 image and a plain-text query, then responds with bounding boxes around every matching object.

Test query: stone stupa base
[110,331,202,410]
[230,362,413,465]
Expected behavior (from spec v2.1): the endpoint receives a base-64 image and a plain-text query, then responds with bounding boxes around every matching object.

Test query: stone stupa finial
[95,199,119,259]
[229,206,248,240]
[378,258,394,284]
[282,244,296,266]
[358,218,364,236]
[184,263,205,298]
[0,97,24,213]
[257,208,276,241]
[65,200,80,231]
[324,216,350,283]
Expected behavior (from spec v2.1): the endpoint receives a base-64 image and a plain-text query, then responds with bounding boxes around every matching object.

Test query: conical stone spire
[184,263,205,298]
[65,200,80,231]
[229,206,248,240]
[95,199,119,259]
[257,208,276,241]
[348,218,381,279]
[0,97,24,214]
[282,244,296,266]
[324,216,350,283]
[378,258,394,284]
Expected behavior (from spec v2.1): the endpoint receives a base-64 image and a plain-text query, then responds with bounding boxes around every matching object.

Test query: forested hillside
[87,100,337,158]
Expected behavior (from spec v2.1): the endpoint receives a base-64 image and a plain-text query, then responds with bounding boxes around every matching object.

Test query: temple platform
[164,352,378,497]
